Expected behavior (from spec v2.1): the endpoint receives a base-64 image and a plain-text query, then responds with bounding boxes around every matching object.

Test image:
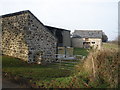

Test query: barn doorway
[55,30,63,47]
[83,42,90,48]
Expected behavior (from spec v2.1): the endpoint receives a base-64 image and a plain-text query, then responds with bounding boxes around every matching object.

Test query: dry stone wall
[2,13,29,61]
[25,13,57,63]
[1,11,57,63]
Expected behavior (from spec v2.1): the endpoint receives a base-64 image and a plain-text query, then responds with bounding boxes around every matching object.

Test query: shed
[72,30,103,49]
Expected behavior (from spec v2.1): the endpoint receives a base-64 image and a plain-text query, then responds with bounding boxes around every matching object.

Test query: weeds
[80,48,119,88]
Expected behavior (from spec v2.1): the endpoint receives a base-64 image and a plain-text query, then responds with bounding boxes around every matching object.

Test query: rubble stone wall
[2,13,29,61]
[26,13,57,63]
[1,11,57,63]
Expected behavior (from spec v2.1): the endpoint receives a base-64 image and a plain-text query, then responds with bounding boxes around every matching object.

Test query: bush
[82,49,119,88]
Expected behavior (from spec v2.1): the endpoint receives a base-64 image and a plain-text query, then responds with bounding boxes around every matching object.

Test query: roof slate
[45,25,70,32]
[73,30,103,38]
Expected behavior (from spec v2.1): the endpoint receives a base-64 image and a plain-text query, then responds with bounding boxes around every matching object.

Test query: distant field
[102,43,118,49]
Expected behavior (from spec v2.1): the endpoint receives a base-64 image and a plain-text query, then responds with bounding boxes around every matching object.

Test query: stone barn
[45,26,71,47]
[45,26,73,57]
[72,30,103,49]
[0,10,57,64]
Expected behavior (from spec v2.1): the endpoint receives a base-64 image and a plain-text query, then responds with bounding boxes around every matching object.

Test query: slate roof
[72,30,103,38]
[45,25,70,32]
[0,10,70,38]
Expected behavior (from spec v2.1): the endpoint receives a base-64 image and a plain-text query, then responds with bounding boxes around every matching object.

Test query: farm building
[72,30,103,49]
[0,10,57,64]
[45,25,71,47]
[45,26,72,57]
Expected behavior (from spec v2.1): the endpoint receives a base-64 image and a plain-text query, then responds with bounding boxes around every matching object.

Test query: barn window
[92,42,95,44]
[83,42,90,44]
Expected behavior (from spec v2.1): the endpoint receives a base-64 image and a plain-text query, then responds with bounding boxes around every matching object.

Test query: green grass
[73,48,89,56]
[2,47,91,88]
[3,45,117,88]
[102,43,118,49]
[2,55,87,88]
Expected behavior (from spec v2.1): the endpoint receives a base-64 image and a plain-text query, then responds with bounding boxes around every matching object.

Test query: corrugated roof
[73,30,103,38]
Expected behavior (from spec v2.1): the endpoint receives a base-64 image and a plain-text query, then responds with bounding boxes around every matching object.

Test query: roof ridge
[75,30,102,31]
[45,25,70,32]
[0,10,30,18]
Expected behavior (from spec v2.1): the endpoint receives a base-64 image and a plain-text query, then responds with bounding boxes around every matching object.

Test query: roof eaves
[45,25,71,32]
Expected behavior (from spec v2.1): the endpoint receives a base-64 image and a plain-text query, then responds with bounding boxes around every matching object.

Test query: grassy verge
[75,43,119,88]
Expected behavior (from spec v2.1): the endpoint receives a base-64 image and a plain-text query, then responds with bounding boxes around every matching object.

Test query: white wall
[72,38,102,49]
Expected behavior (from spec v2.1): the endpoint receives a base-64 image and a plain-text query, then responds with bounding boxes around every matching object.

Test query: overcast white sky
[0,0,119,40]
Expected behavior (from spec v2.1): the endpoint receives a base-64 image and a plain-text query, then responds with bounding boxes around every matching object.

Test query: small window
[92,42,95,44]
[83,42,90,44]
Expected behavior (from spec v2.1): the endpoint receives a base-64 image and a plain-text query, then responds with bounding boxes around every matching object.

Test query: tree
[102,32,108,42]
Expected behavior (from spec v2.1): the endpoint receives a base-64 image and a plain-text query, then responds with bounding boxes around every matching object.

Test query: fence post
[64,46,67,58]
[92,55,96,78]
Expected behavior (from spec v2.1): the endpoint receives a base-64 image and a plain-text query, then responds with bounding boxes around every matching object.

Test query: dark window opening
[55,30,63,46]
[83,42,90,44]
[92,42,95,44]
[83,42,90,48]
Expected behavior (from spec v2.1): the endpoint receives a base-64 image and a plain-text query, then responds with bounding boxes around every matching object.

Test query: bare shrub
[83,49,119,88]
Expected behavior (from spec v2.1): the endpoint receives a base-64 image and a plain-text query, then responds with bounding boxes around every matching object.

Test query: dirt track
[2,78,22,88]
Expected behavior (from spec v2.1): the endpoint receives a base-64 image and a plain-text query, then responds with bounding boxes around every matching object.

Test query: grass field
[2,43,118,88]
[2,55,87,88]
[73,48,89,56]
[102,43,118,49]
